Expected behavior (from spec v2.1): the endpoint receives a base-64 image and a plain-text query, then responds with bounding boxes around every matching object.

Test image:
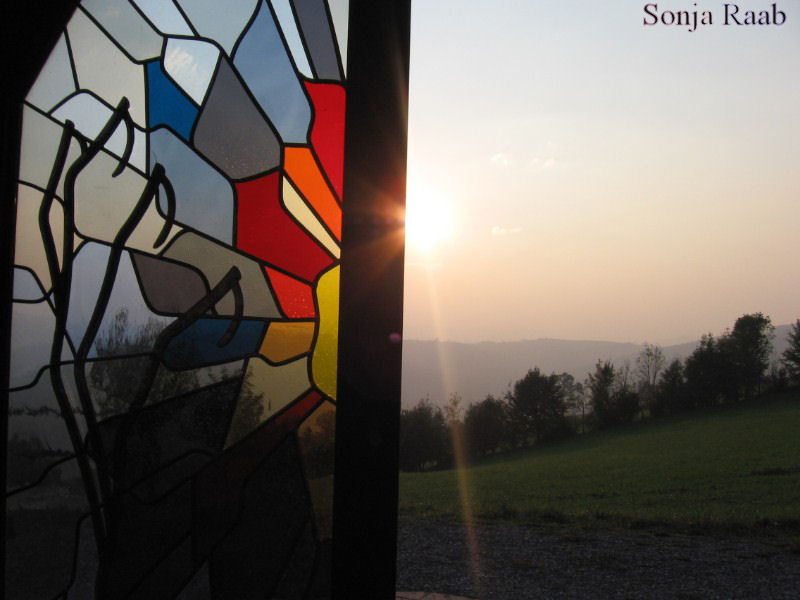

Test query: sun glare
[404,185,455,255]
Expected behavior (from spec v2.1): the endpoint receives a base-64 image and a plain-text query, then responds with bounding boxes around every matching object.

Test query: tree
[587,360,639,428]
[684,334,732,407]
[445,392,466,468]
[684,314,774,405]
[652,359,688,417]
[612,362,640,423]
[766,361,788,393]
[443,392,463,424]
[781,319,800,386]
[509,368,569,445]
[398,399,449,471]
[464,395,509,459]
[636,343,665,389]
[558,372,586,433]
[587,360,614,427]
[635,343,664,414]
[728,312,774,400]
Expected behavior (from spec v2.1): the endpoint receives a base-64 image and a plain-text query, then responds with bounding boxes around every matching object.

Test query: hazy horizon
[402,1,800,346]
[402,320,795,350]
[400,325,795,408]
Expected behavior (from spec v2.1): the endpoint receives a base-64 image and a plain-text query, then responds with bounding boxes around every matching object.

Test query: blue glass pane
[146,60,199,141]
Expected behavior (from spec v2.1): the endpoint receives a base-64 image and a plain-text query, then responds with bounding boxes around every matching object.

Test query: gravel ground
[396,517,800,599]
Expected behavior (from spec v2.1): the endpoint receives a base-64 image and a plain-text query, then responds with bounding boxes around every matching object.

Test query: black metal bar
[333,2,411,598]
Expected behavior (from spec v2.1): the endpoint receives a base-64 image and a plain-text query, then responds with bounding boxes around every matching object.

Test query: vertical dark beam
[0,1,80,587]
[333,1,411,598]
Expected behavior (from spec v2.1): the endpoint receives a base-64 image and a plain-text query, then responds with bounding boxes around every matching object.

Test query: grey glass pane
[176,0,259,55]
[293,0,342,81]
[163,231,281,318]
[9,300,66,390]
[19,107,75,193]
[132,251,211,315]
[192,59,281,179]
[233,0,311,143]
[12,267,46,303]
[52,92,147,172]
[328,0,349,72]
[149,128,234,243]
[8,373,77,464]
[68,8,147,125]
[270,0,314,77]
[26,34,76,113]
[81,0,164,61]
[132,0,194,35]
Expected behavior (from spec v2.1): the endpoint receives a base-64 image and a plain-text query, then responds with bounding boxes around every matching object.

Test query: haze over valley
[401,324,794,408]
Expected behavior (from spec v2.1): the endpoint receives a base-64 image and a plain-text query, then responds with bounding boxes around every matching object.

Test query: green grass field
[398,390,800,534]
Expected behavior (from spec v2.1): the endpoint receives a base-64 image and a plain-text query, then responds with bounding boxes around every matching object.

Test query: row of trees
[648,313,796,417]
[399,314,800,470]
[398,369,583,470]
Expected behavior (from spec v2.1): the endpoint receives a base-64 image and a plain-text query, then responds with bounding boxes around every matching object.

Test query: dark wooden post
[333,1,412,598]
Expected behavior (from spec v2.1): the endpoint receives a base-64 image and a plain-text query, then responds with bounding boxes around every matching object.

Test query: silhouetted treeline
[398,399,451,471]
[653,312,777,414]
[400,313,800,471]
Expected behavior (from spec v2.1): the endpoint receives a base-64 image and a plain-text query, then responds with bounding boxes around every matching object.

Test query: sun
[404,184,455,255]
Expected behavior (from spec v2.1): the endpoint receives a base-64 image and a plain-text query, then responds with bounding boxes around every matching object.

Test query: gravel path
[396,517,800,599]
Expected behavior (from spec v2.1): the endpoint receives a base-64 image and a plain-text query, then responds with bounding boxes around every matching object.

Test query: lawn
[398,390,800,534]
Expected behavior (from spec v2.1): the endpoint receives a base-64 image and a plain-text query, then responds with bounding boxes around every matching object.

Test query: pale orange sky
[403,1,800,344]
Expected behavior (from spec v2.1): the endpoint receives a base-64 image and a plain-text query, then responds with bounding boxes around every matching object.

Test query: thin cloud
[491,225,522,236]
[490,152,513,167]
[528,156,559,170]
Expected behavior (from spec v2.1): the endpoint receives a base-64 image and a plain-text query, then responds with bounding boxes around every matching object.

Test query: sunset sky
[402,0,800,344]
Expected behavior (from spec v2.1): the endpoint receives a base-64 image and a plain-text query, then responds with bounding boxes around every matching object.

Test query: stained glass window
[5,1,350,597]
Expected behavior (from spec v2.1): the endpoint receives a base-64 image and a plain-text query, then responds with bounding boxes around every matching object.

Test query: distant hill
[401,324,793,408]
